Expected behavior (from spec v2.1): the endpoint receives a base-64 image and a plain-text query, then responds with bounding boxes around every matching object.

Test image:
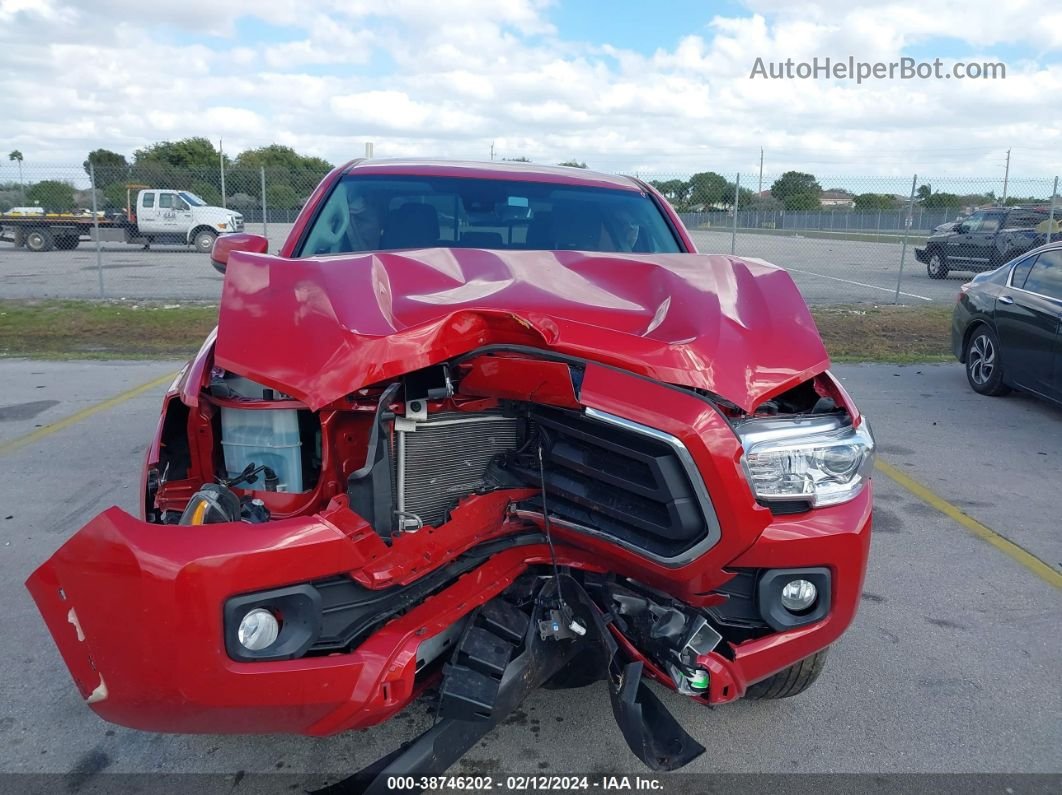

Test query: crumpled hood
[214,248,828,413]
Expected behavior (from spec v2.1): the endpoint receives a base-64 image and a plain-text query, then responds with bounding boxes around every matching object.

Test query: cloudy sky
[2,0,1060,185]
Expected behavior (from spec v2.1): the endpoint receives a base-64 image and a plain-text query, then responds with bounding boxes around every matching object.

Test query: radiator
[394,411,523,528]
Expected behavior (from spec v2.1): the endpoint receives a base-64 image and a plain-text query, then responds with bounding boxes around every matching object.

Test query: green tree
[650,179,692,210]
[266,182,300,210]
[8,150,24,201]
[770,171,823,204]
[134,137,221,169]
[727,182,756,209]
[921,191,961,208]
[101,183,131,210]
[234,145,331,174]
[688,171,731,208]
[853,193,899,210]
[916,184,932,202]
[0,182,23,212]
[782,193,822,211]
[84,149,129,187]
[558,160,587,168]
[231,145,331,206]
[26,180,76,211]
[189,180,222,206]
[502,156,532,162]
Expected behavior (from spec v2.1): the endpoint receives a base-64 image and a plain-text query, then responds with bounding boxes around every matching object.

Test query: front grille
[394,411,523,526]
[506,408,713,560]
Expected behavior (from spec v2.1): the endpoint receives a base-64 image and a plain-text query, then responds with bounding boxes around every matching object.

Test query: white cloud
[0,0,1060,183]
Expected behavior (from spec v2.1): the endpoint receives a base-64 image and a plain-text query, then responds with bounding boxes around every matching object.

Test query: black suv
[916,207,1050,279]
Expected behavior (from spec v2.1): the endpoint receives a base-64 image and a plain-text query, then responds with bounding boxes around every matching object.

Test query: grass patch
[813,304,954,363]
[0,300,954,364]
[0,300,217,359]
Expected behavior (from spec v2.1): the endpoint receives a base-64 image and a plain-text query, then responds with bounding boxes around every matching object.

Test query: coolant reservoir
[220,407,304,493]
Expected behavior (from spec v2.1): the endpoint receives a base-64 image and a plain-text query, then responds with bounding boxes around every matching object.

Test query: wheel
[926,250,949,279]
[55,235,80,250]
[193,229,217,253]
[24,228,55,252]
[745,649,829,700]
[964,325,1010,396]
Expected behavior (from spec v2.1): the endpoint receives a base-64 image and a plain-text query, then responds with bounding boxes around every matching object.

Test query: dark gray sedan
[952,241,1062,406]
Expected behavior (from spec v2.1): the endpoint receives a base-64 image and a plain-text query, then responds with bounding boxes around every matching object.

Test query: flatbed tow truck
[1,184,243,253]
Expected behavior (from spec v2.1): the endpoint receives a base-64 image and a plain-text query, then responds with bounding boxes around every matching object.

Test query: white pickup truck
[132,189,244,252]
[1,188,243,253]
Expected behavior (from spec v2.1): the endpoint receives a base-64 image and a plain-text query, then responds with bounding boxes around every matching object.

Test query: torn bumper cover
[25,489,871,737]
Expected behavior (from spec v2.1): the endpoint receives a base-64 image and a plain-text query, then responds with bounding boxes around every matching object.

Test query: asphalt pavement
[0,360,1058,786]
[1,225,976,305]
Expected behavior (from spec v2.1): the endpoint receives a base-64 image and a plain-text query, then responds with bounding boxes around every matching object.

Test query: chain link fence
[1,165,1058,306]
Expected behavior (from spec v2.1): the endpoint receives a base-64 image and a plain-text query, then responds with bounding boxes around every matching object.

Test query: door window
[979,214,1003,233]
[142,193,155,208]
[1010,254,1037,288]
[962,213,984,233]
[159,194,174,209]
[1022,249,1062,300]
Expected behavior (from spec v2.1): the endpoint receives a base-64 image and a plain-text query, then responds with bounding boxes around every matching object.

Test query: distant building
[820,190,855,208]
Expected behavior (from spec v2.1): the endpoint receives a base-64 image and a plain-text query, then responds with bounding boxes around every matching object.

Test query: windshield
[179,192,207,207]
[297,175,682,257]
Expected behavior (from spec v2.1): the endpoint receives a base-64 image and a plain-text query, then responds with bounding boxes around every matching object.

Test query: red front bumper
[26,486,872,736]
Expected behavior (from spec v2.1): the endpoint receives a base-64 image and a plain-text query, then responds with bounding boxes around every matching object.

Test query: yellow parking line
[0,372,175,457]
[875,459,1062,589]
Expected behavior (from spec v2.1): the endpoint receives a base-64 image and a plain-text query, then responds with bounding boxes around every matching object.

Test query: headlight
[736,415,874,507]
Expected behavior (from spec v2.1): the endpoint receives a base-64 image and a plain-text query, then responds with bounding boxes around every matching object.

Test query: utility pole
[758,148,764,194]
[1002,148,1011,205]
[490,141,495,161]
[219,139,226,209]
[365,141,374,158]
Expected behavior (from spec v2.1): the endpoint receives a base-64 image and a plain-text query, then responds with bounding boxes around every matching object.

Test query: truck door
[948,211,983,264]
[967,211,1004,268]
[996,249,1062,399]
[172,194,194,236]
[156,192,182,234]
[137,191,161,232]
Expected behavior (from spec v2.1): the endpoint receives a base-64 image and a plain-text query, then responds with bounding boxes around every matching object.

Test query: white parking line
[785,266,933,302]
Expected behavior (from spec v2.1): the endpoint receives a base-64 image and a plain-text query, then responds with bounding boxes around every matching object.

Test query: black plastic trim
[224,584,322,662]
[756,567,831,632]
[346,382,400,538]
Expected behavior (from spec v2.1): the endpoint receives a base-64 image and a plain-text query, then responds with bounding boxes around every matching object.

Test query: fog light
[780,579,817,612]
[237,608,280,651]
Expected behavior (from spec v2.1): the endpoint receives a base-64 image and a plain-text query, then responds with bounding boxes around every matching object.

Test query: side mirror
[211,232,269,274]
[955,223,969,234]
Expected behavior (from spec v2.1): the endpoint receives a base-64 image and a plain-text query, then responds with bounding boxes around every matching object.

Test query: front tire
[964,326,1010,396]
[745,649,829,700]
[926,250,949,279]
[193,229,217,253]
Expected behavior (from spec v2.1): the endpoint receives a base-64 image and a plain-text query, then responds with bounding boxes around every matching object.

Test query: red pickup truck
[27,159,874,784]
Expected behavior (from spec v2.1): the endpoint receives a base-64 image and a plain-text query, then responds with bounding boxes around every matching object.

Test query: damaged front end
[27,249,874,773]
